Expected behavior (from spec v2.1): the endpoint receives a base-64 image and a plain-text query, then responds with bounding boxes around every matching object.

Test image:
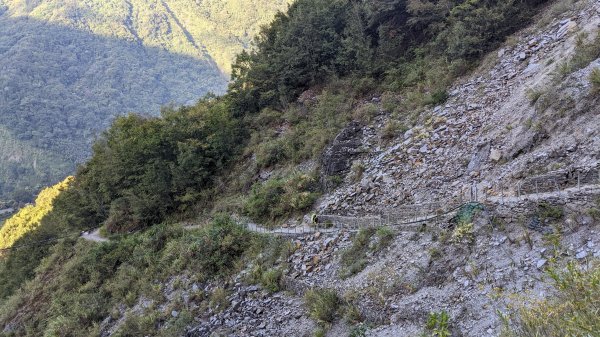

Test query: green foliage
[247,235,294,291]
[231,0,547,116]
[349,324,368,337]
[209,287,230,313]
[451,222,474,244]
[229,0,362,112]
[244,173,319,223]
[555,32,600,80]
[67,98,242,233]
[304,288,341,325]
[339,228,375,278]
[502,261,600,337]
[449,203,482,244]
[425,311,451,337]
[375,227,395,249]
[260,268,283,293]
[526,88,545,105]
[537,202,564,222]
[0,0,290,201]
[0,216,255,336]
[247,87,354,172]
[590,68,600,94]
[424,90,449,106]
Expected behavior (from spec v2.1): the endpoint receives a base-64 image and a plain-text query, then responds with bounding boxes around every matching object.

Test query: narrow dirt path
[82,182,600,242]
[81,228,108,243]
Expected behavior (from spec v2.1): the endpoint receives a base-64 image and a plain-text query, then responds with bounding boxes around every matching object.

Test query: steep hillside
[2,0,600,336]
[0,177,72,250]
[1,0,292,73]
[0,0,290,202]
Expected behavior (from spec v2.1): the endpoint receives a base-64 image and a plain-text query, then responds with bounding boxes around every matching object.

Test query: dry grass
[501,261,600,337]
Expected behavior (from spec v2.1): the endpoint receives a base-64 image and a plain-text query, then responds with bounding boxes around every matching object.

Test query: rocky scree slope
[318,0,600,216]
[181,1,600,336]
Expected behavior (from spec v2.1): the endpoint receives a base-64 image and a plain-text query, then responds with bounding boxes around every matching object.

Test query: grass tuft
[304,288,340,325]
[501,261,600,337]
[589,68,600,94]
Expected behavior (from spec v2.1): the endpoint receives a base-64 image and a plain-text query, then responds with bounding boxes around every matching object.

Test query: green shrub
[381,120,406,141]
[339,228,375,278]
[113,311,161,337]
[375,227,395,249]
[381,92,402,113]
[451,222,474,244]
[426,311,451,337]
[349,324,368,337]
[526,88,544,106]
[424,90,449,106]
[244,174,319,223]
[502,261,600,337]
[255,138,291,169]
[350,161,365,182]
[338,227,393,278]
[588,208,600,221]
[305,288,340,325]
[589,68,600,94]
[344,304,363,324]
[353,103,379,123]
[209,287,229,313]
[538,202,564,222]
[260,268,283,292]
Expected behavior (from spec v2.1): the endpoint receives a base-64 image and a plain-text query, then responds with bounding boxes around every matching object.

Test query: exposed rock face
[467,142,491,174]
[321,121,363,177]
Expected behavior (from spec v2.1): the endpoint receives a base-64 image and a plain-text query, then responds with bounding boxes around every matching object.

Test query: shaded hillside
[0,0,291,201]
[0,126,69,201]
[0,17,225,200]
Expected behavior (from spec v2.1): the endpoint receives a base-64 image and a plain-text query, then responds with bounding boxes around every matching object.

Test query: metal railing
[491,166,600,202]
[243,166,600,237]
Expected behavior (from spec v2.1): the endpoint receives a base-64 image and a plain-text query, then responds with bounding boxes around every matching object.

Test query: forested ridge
[0,0,291,203]
[0,0,556,336]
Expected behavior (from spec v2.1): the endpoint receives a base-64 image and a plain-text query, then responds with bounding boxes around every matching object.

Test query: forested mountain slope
[3,0,600,336]
[0,0,290,202]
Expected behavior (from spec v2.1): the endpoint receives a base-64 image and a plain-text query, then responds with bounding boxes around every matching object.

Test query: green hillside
[0,0,291,202]
[0,1,562,335]
[0,126,70,202]
[0,0,598,336]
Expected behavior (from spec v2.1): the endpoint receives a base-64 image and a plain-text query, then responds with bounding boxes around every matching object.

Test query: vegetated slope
[0,0,290,202]
[0,126,70,201]
[0,177,72,250]
[1,0,292,73]
[6,0,600,336]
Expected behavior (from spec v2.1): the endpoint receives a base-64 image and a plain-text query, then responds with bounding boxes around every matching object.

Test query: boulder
[321,121,363,178]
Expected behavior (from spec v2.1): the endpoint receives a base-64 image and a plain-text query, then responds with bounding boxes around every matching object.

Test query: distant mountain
[0,0,290,201]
